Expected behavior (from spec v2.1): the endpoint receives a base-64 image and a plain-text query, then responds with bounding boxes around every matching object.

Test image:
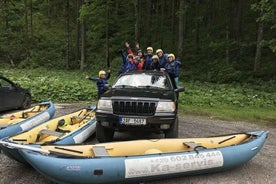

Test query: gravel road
[0,103,275,184]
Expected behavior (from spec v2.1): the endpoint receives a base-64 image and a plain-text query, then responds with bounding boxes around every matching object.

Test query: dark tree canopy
[0,0,275,82]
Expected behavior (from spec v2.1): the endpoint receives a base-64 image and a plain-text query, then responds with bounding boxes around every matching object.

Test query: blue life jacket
[144,54,153,70]
[165,60,181,78]
[159,54,168,68]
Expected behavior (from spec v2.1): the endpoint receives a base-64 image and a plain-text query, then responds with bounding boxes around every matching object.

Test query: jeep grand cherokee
[95,70,184,142]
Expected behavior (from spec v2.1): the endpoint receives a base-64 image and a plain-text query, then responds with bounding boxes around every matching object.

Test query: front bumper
[96,109,176,132]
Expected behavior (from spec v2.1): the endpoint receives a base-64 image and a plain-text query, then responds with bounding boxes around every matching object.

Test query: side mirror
[11,83,21,90]
[14,83,21,87]
[104,84,111,91]
[175,87,185,93]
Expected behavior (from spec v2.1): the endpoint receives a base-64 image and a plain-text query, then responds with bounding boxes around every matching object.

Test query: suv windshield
[113,73,170,89]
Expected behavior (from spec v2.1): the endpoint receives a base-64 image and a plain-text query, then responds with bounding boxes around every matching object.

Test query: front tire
[96,121,115,143]
[164,117,179,138]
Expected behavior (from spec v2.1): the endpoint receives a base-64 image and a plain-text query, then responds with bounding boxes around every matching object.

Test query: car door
[0,77,21,111]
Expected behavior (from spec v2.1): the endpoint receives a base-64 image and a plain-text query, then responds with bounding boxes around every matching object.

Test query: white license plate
[120,117,146,125]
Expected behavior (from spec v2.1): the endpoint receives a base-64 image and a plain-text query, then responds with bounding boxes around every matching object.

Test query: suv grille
[113,100,157,116]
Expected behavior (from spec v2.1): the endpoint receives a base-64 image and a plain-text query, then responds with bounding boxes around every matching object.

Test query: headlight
[97,99,112,110]
[156,101,175,112]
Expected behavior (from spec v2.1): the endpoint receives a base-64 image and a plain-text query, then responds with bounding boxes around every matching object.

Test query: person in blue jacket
[144,47,154,70]
[86,70,111,99]
[118,50,137,74]
[156,49,168,68]
[162,53,181,88]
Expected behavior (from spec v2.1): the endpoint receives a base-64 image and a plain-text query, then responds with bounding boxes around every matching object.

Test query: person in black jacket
[150,55,160,70]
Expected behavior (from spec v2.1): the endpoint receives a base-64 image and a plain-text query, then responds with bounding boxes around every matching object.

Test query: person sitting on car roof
[156,49,168,68]
[161,53,181,87]
[124,41,144,70]
[118,45,137,75]
[150,55,161,70]
[144,46,154,70]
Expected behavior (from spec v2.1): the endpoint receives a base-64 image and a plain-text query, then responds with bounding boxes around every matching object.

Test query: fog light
[160,124,170,129]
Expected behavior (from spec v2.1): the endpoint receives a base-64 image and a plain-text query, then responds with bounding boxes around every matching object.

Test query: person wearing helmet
[156,49,168,68]
[137,49,144,58]
[133,42,146,70]
[163,53,181,88]
[118,51,136,74]
[86,69,111,99]
[150,55,160,70]
[143,46,154,70]
[133,56,144,70]
[124,41,144,70]
[118,42,137,74]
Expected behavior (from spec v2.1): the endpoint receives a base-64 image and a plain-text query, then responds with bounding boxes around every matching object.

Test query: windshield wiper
[137,85,163,89]
[114,85,136,88]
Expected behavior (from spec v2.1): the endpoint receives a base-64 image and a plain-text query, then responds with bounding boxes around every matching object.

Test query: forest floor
[0,103,275,184]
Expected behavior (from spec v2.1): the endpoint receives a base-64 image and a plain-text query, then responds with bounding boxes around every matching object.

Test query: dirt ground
[0,103,275,184]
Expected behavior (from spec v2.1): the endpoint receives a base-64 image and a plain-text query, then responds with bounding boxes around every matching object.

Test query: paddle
[0,140,50,155]
[54,146,83,154]
[0,140,87,158]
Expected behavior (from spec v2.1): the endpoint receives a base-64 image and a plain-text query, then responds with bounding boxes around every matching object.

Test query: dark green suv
[95,70,184,142]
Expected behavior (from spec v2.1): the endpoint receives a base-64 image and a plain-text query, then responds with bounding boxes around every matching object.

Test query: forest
[0,0,275,83]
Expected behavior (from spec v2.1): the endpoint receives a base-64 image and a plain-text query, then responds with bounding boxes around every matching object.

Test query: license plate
[119,117,146,125]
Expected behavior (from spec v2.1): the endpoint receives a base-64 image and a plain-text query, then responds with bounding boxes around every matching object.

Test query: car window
[113,73,171,89]
[0,78,12,88]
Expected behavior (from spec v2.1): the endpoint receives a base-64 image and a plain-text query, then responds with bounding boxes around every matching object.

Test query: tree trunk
[195,0,200,53]
[47,0,50,26]
[30,0,33,38]
[24,0,28,33]
[66,0,70,69]
[80,18,86,71]
[254,21,263,76]
[160,0,165,48]
[226,25,229,64]
[177,0,185,60]
[235,0,243,40]
[171,0,176,50]
[106,1,110,69]
[234,0,243,62]
[4,0,9,29]
[145,1,152,46]
[133,0,138,42]
[75,0,80,65]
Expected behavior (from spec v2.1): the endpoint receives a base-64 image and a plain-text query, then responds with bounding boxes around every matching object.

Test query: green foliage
[0,68,98,102]
[1,67,275,123]
[0,0,275,81]
[251,0,276,54]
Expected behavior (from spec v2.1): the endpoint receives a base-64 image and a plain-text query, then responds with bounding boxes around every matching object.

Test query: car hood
[102,88,175,100]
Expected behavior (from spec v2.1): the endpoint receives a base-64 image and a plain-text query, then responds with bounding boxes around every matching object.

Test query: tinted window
[0,78,12,88]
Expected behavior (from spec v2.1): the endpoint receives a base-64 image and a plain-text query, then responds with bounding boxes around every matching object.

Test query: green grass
[178,81,276,125]
[179,105,275,126]
[1,67,275,125]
